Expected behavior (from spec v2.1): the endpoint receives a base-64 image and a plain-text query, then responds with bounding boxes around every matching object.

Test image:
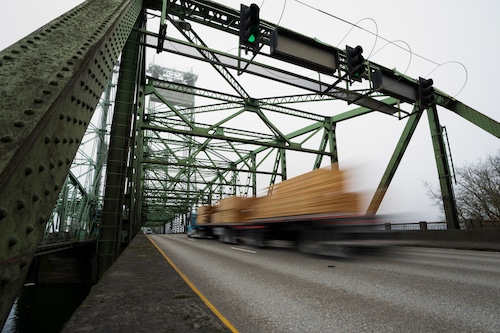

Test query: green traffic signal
[247,26,259,43]
[346,45,365,82]
[240,3,260,53]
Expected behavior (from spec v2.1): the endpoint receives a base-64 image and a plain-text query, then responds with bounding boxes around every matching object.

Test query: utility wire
[336,17,378,59]
[294,0,439,66]
[293,0,468,95]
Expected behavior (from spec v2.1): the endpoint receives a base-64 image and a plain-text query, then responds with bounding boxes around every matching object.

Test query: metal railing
[381,220,500,231]
[384,221,448,231]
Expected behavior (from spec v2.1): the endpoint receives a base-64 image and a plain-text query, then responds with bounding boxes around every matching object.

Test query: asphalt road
[150,234,500,333]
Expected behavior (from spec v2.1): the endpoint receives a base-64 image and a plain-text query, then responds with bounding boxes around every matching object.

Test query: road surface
[150,234,500,333]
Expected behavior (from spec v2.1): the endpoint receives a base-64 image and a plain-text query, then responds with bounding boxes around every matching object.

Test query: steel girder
[366,107,424,215]
[97,13,146,277]
[0,0,143,326]
[44,172,99,243]
[426,105,461,229]
[435,92,500,138]
[44,72,117,247]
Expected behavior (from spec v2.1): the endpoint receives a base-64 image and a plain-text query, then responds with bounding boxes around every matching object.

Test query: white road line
[230,246,257,254]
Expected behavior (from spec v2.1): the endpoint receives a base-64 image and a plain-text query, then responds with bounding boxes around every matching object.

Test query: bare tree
[425,150,500,222]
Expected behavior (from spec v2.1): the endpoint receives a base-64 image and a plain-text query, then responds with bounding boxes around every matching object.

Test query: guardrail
[383,222,447,231]
[377,220,500,231]
[40,230,98,245]
[39,232,72,246]
[37,232,97,255]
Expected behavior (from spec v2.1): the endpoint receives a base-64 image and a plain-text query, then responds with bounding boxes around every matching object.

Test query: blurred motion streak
[188,164,396,256]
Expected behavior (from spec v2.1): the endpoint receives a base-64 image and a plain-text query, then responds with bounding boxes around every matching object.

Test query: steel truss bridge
[0,0,499,327]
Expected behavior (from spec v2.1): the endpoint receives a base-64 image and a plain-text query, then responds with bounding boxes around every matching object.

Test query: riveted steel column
[128,33,147,240]
[0,0,143,327]
[251,153,257,196]
[314,118,338,169]
[97,14,144,278]
[427,105,460,229]
[131,92,146,236]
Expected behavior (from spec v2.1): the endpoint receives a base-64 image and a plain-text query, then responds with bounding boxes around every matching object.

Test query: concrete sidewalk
[62,234,231,333]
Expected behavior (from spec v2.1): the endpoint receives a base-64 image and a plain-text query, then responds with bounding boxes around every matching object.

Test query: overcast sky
[1,0,499,222]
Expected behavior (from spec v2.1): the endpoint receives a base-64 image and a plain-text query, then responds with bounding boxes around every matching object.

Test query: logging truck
[187,164,385,256]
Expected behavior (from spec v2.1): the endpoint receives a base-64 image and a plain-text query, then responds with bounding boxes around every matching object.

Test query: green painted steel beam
[98,14,145,278]
[151,89,196,129]
[259,103,326,122]
[142,159,280,176]
[146,117,276,141]
[254,108,293,147]
[148,77,242,103]
[44,75,117,247]
[148,76,328,122]
[366,107,424,215]
[260,93,339,105]
[141,123,334,157]
[436,92,500,138]
[314,119,338,169]
[332,97,400,122]
[130,65,146,238]
[173,20,250,99]
[142,177,254,188]
[175,102,243,115]
[426,104,460,229]
[228,120,329,171]
[0,0,143,326]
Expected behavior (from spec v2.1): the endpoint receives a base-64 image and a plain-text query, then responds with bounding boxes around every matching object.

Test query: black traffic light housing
[418,77,435,108]
[156,23,167,54]
[240,3,260,53]
[346,45,365,82]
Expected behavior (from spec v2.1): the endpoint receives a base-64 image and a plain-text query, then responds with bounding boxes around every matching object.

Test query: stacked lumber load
[211,196,258,223]
[247,164,361,220]
[196,205,216,225]
[196,164,362,223]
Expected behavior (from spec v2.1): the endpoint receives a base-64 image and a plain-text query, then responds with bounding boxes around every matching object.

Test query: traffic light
[240,3,260,53]
[346,45,365,82]
[156,23,167,54]
[418,77,435,108]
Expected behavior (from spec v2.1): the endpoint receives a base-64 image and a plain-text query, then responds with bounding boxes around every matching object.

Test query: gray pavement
[62,233,231,333]
[62,229,499,332]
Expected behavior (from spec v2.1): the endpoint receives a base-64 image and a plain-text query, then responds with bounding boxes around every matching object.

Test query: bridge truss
[1,0,499,327]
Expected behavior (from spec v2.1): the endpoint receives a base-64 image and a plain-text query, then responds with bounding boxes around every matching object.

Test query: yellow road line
[147,235,239,333]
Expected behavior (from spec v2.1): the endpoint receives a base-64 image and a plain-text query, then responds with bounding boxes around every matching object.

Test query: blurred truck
[188,164,385,256]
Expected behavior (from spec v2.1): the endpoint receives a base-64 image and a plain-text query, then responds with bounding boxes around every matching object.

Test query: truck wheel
[250,231,265,248]
[222,228,237,244]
